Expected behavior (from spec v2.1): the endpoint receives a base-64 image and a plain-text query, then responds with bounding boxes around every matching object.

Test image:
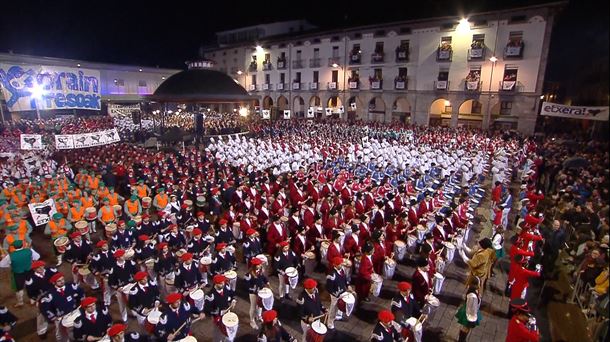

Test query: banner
[108,103,141,116]
[262,110,270,120]
[466,81,480,91]
[540,102,609,121]
[29,198,57,226]
[55,128,121,149]
[325,108,333,116]
[307,108,315,118]
[283,110,291,120]
[20,134,43,150]
[0,64,101,112]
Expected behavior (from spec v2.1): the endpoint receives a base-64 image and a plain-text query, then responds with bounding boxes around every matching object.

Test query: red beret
[332,257,344,267]
[32,260,46,269]
[213,274,227,284]
[134,271,148,281]
[218,219,228,225]
[303,278,317,289]
[118,220,125,226]
[138,234,150,241]
[96,240,108,248]
[107,323,127,337]
[197,211,205,217]
[169,224,178,230]
[262,309,277,323]
[398,282,412,292]
[158,211,166,217]
[142,214,150,219]
[113,249,125,258]
[192,228,202,236]
[49,273,64,284]
[250,258,263,266]
[246,229,257,236]
[166,292,183,304]
[157,242,168,250]
[181,253,193,262]
[378,310,395,323]
[279,241,290,248]
[216,242,227,251]
[69,231,81,239]
[80,297,97,308]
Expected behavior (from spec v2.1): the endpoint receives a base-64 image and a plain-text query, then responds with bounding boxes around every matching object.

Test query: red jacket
[266,223,287,255]
[292,234,309,257]
[326,242,343,267]
[510,265,540,300]
[358,254,374,281]
[303,207,316,228]
[411,269,431,304]
[372,242,388,274]
[343,234,361,258]
[492,185,502,203]
[506,316,540,342]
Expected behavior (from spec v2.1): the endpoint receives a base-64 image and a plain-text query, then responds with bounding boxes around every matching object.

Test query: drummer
[107,249,137,322]
[163,224,187,250]
[44,213,72,266]
[152,187,169,212]
[411,257,432,307]
[127,271,161,325]
[39,272,84,342]
[175,252,204,295]
[274,241,299,302]
[98,198,117,228]
[390,281,422,340]
[258,309,296,342]
[371,310,401,341]
[215,219,237,245]
[355,242,375,303]
[203,274,238,342]
[245,257,270,329]
[67,200,85,225]
[187,228,210,258]
[211,243,237,276]
[124,194,142,220]
[506,300,540,342]
[296,278,326,342]
[72,297,112,342]
[64,231,97,288]
[325,256,353,330]
[25,260,57,340]
[195,211,212,234]
[137,213,155,237]
[242,229,263,266]
[111,220,135,250]
[134,235,156,271]
[158,291,202,340]
[90,240,115,306]
[153,243,177,296]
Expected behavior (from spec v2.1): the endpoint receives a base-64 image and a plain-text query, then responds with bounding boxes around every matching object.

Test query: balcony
[465,80,482,91]
[262,61,273,71]
[309,82,319,90]
[371,52,385,64]
[395,48,410,62]
[370,80,383,90]
[349,53,361,65]
[277,59,287,70]
[248,63,257,72]
[434,80,449,91]
[504,42,524,59]
[437,47,453,61]
[468,48,485,61]
[328,57,342,67]
[276,83,287,91]
[394,79,408,90]
[291,82,300,90]
[292,59,304,69]
[309,58,321,68]
[500,80,517,92]
[327,82,338,90]
[348,79,360,90]
[248,84,257,91]
[262,83,272,91]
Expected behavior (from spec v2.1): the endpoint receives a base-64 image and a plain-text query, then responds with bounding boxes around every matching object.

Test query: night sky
[0,0,608,98]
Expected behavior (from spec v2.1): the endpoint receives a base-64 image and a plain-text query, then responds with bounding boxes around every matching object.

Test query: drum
[383,259,397,279]
[124,248,135,260]
[407,235,417,253]
[433,272,445,295]
[145,309,162,333]
[78,266,91,276]
[189,288,205,311]
[104,223,117,239]
[61,309,81,328]
[142,197,152,209]
[342,259,353,281]
[426,294,440,307]
[221,312,239,340]
[53,236,69,253]
[75,220,88,234]
[226,245,236,255]
[184,199,193,207]
[394,240,406,261]
[85,207,96,221]
[285,267,299,289]
[304,251,316,275]
[145,258,155,269]
[256,254,270,276]
[113,204,123,217]
[196,196,206,207]
[165,272,175,285]
[307,320,327,342]
[121,282,136,294]
[257,287,274,310]
[320,241,330,265]
[371,273,383,297]
[444,242,456,263]
[416,225,427,241]
[176,337,198,342]
[224,270,237,291]
[337,292,356,317]
[134,215,142,225]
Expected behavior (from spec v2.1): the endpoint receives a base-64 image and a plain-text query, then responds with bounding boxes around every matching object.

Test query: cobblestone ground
[1,189,543,342]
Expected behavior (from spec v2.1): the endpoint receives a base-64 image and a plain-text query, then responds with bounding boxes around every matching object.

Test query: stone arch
[309,95,321,107]
[277,95,289,111]
[458,99,483,115]
[262,96,274,110]
[327,96,342,108]
[429,98,451,127]
[368,96,386,122]
[293,96,305,118]
[392,96,411,123]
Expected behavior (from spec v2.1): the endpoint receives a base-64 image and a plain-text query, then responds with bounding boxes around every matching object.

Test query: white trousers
[278,274,290,298]
[327,294,343,329]
[249,294,262,327]
[111,290,129,322]
[300,320,310,342]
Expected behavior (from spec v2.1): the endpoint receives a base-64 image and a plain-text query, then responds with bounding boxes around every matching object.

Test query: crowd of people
[0,114,607,342]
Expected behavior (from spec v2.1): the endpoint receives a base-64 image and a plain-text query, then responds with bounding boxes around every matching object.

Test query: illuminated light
[239,107,249,117]
[168,110,173,114]
[234,78,239,84]
[31,84,45,99]
[255,45,264,53]
[207,108,211,112]
[457,18,470,33]
[139,68,143,72]
[237,70,243,75]
[444,100,451,106]
[540,95,545,99]
[489,56,498,63]
[76,63,81,67]
[162,76,166,80]
[332,63,339,68]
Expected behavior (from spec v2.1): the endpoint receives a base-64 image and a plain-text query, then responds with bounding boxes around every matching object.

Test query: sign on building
[540,102,609,121]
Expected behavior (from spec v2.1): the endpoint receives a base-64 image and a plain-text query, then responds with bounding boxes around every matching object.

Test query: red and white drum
[337,292,356,317]
[232,222,241,240]
[307,320,327,342]
[383,259,396,279]
[189,288,205,311]
[199,256,212,273]
[61,309,81,329]
[145,309,162,333]
[256,254,270,277]
[142,197,152,209]
[285,267,299,289]
[124,248,135,260]
[433,273,445,295]
[257,287,274,311]
[221,312,239,340]
[75,220,89,235]
[394,240,406,261]
[53,236,69,254]
[371,273,383,297]
[104,223,117,239]
[85,207,96,221]
[224,270,237,291]
[113,205,122,217]
[426,294,440,307]
[443,241,456,263]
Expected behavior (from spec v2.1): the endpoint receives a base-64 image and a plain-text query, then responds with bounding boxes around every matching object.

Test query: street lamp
[484,56,498,129]
[331,63,346,120]
[31,84,45,120]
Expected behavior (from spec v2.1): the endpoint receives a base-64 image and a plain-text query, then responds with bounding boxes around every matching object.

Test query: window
[313,48,319,58]
[472,101,482,114]
[350,69,360,79]
[264,53,271,62]
[503,67,518,81]
[138,80,147,87]
[313,71,319,82]
[398,67,407,78]
[373,68,382,80]
[280,52,286,59]
[332,46,339,57]
[441,22,454,30]
[399,27,411,34]
[438,70,449,81]
[508,31,523,44]
[440,36,452,46]
[400,40,409,49]
[296,50,302,59]
[352,44,360,52]
[115,79,124,86]
[375,42,384,53]
[500,101,512,115]
[251,75,256,84]
[280,73,285,83]
[331,70,338,82]
[295,72,301,82]
[265,74,270,84]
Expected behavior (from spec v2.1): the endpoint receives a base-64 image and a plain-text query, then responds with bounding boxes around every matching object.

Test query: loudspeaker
[195,114,204,134]
[131,111,141,125]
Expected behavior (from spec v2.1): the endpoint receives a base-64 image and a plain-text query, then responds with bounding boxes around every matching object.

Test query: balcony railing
[434,80,449,91]
[248,63,257,72]
[394,79,408,90]
[328,57,342,67]
[277,60,287,70]
[370,80,383,90]
[395,49,409,62]
[309,82,319,90]
[327,82,338,90]
[504,43,524,59]
[292,60,304,69]
[248,84,256,91]
[468,48,485,60]
[276,83,287,91]
[348,80,360,90]
[262,83,272,91]
[500,80,517,92]
[349,53,361,64]
[309,58,321,68]
[262,62,273,71]
[465,80,482,91]
[371,52,385,64]
[437,47,453,61]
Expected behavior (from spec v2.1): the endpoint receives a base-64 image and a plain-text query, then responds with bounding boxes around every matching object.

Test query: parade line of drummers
[0,146,543,341]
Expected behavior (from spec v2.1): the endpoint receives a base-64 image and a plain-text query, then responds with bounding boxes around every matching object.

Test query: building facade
[203,3,564,135]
